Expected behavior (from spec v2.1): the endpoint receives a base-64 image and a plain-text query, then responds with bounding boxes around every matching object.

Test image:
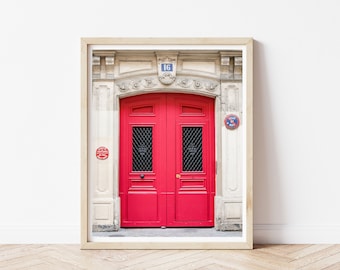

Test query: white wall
[1,0,339,244]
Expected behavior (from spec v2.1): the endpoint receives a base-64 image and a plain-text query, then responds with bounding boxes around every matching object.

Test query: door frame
[119,93,216,227]
[81,38,253,249]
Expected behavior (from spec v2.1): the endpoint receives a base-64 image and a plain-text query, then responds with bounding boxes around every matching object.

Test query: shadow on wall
[253,40,286,235]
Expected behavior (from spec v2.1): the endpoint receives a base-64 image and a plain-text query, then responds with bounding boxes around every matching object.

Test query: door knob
[176,174,181,179]
[140,174,145,179]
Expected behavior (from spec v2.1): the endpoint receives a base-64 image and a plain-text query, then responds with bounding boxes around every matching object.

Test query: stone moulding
[116,76,219,95]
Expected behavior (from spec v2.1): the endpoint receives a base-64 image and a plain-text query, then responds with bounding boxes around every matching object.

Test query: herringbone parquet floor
[0,244,340,270]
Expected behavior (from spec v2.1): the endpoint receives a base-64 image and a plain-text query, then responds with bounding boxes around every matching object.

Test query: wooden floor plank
[297,252,340,270]
[210,252,284,270]
[169,257,216,270]
[288,244,334,259]
[290,245,340,269]
[118,250,180,269]
[255,244,311,256]
[146,250,206,270]
[322,261,340,270]
[0,244,340,270]
[196,263,237,270]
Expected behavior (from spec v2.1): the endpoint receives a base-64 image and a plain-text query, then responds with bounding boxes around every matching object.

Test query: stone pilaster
[215,52,243,231]
[91,51,120,232]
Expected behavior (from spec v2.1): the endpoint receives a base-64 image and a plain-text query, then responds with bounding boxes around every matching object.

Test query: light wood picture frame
[81,38,253,249]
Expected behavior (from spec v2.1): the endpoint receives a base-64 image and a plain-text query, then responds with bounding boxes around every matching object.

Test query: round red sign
[96,146,109,160]
[224,114,240,130]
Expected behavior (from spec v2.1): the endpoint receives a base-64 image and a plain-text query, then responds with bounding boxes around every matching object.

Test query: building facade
[86,43,247,234]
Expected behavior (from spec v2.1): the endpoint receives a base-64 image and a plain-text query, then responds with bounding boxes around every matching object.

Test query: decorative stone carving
[176,78,218,91]
[220,55,230,66]
[92,51,116,80]
[176,78,192,88]
[220,52,242,81]
[157,54,178,85]
[116,81,131,92]
[234,56,242,80]
[131,80,142,90]
[193,80,203,89]
[92,56,101,79]
[105,56,114,66]
[159,73,176,85]
[205,81,218,91]
[143,77,157,88]
[116,76,219,95]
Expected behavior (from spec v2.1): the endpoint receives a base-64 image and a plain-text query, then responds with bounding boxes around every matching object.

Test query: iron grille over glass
[182,127,202,171]
[132,127,152,171]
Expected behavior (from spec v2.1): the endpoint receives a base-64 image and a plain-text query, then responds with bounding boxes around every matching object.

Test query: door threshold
[93,228,242,238]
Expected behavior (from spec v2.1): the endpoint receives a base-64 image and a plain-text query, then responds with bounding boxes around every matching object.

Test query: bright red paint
[119,93,215,227]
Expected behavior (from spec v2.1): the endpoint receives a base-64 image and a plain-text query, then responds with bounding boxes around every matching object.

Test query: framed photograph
[81,38,253,249]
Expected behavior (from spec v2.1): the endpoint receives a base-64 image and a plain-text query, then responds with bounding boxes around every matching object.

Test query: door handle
[176,174,181,179]
[140,174,145,179]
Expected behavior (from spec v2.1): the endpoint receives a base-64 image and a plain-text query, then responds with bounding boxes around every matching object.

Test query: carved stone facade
[89,50,244,232]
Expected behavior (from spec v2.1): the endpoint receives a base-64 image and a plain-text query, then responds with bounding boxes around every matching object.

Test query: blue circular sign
[224,114,240,130]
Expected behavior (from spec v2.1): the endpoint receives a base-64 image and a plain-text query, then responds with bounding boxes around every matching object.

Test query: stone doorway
[88,48,244,233]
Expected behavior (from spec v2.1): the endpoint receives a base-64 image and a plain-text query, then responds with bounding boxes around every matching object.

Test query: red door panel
[120,95,166,227]
[167,94,215,226]
[120,93,215,227]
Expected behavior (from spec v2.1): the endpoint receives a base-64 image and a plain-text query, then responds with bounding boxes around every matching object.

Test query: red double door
[119,93,215,227]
